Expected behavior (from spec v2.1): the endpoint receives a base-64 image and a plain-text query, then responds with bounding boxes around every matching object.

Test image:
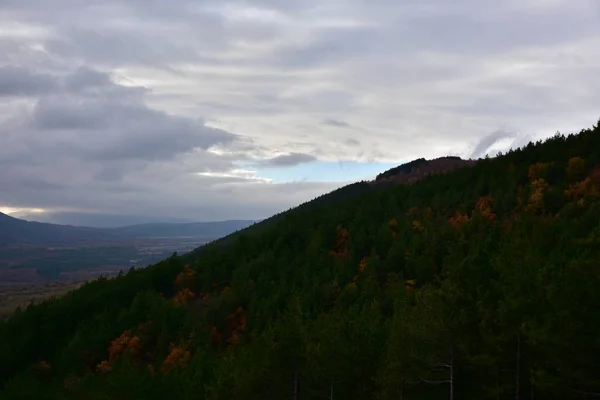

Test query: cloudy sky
[1,0,599,223]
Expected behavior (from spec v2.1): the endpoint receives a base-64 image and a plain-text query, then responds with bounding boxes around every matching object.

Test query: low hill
[1,120,600,399]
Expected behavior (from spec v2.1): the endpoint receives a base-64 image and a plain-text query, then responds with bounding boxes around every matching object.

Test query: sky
[1,0,600,223]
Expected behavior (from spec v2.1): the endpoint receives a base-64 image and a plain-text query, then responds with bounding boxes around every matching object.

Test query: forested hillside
[1,121,600,399]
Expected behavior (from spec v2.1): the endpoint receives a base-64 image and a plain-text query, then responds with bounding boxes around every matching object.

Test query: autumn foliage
[527,178,548,213]
[96,330,142,373]
[388,217,398,230]
[405,279,417,293]
[162,344,191,373]
[174,264,196,290]
[565,165,600,202]
[448,211,470,228]
[225,307,247,347]
[330,225,350,259]
[567,156,587,182]
[173,288,195,307]
[475,196,496,222]
[173,264,197,306]
[528,162,552,181]
[359,257,368,272]
[411,220,423,231]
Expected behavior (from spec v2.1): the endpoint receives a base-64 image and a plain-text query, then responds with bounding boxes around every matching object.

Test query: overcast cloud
[1,0,600,221]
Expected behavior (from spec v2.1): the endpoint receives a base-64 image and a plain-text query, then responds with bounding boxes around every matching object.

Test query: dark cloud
[15,68,237,163]
[0,66,241,212]
[31,95,235,161]
[63,67,113,91]
[0,66,59,97]
[322,119,351,128]
[255,152,317,167]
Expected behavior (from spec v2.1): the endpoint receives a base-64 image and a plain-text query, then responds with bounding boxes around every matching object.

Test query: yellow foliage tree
[412,220,423,231]
[526,178,548,213]
[567,157,587,182]
[405,279,417,293]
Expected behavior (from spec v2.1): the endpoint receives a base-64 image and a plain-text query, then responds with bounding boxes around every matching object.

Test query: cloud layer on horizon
[1,0,599,220]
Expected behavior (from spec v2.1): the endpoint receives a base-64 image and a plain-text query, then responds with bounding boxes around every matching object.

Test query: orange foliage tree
[563,163,600,204]
[564,166,600,203]
[174,264,196,291]
[329,225,350,259]
[225,307,247,347]
[359,257,368,272]
[528,162,552,181]
[172,263,198,306]
[173,288,195,307]
[448,211,470,229]
[475,196,496,222]
[96,329,142,373]
[162,344,191,373]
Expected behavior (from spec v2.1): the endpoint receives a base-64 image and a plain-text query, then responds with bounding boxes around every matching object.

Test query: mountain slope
[1,120,600,399]
[114,220,258,239]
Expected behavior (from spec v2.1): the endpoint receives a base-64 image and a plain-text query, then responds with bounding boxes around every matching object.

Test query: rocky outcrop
[375,156,477,184]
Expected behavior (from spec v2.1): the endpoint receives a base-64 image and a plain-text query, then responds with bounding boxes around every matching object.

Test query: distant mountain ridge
[0,212,120,247]
[13,212,196,228]
[0,212,256,247]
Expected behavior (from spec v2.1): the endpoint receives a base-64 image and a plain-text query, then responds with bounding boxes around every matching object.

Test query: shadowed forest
[1,121,600,399]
